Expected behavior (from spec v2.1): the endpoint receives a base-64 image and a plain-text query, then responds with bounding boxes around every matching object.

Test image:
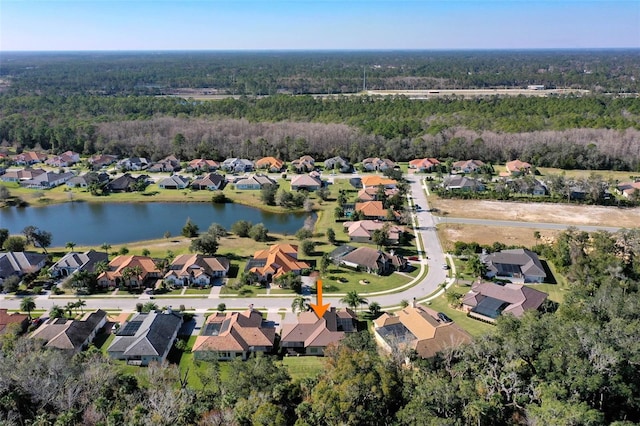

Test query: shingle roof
[463,282,548,319]
[0,252,47,279]
[280,308,356,348]
[482,248,546,279]
[30,310,107,352]
[192,309,275,353]
[108,311,182,357]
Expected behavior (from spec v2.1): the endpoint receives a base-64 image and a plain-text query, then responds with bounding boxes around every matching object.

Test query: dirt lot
[430,199,640,228]
[438,223,558,252]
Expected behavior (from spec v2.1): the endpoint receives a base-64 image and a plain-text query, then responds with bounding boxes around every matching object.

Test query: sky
[1,0,639,51]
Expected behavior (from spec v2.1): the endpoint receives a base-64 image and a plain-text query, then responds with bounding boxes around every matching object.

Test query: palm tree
[20,296,36,320]
[340,290,368,313]
[93,261,109,275]
[49,305,65,319]
[101,243,112,258]
[65,241,76,252]
[65,302,75,318]
[291,295,309,314]
[76,299,86,314]
[368,301,382,318]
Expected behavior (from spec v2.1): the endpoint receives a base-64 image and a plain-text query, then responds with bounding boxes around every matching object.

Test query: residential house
[187,158,220,172]
[192,308,276,360]
[66,172,110,188]
[30,310,107,354]
[0,168,46,183]
[355,201,398,220]
[117,157,149,171]
[343,220,404,244]
[506,177,547,196]
[482,248,546,283]
[0,252,48,286]
[158,175,190,189]
[97,255,161,288]
[148,155,181,173]
[106,173,147,192]
[221,158,254,173]
[12,151,47,166]
[373,304,472,359]
[362,157,395,172]
[107,310,182,366]
[452,159,485,174]
[360,175,397,189]
[290,155,315,173]
[462,281,548,323]
[49,250,109,278]
[0,309,29,335]
[164,254,230,287]
[349,177,362,189]
[280,308,357,356]
[246,244,310,281]
[255,157,285,173]
[617,180,640,199]
[443,175,485,192]
[324,156,352,173]
[291,174,323,191]
[505,159,532,176]
[409,157,440,172]
[20,170,75,189]
[88,154,118,170]
[190,173,225,190]
[356,187,399,202]
[45,151,80,167]
[338,246,407,275]
[234,174,276,190]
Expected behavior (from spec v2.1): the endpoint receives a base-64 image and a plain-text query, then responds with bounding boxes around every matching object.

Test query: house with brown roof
[617,180,640,199]
[97,255,161,288]
[190,172,225,190]
[30,310,107,354]
[343,220,404,244]
[106,173,148,192]
[88,154,118,169]
[505,160,532,176]
[360,175,398,189]
[290,155,315,173]
[452,159,485,174]
[255,157,285,173]
[280,308,357,356]
[356,187,399,202]
[192,308,276,360]
[338,246,407,275]
[373,305,471,359]
[164,254,229,287]
[462,282,548,323]
[187,159,220,172]
[409,158,440,172]
[247,244,310,281]
[362,157,395,172]
[481,248,546,283]
[12,151,47,165]
[291,174,323,191]
[0,309,29,335]
[0,168,46,183]
[45,151,80,167]
[355,201,398,220]
[148,155,181,173]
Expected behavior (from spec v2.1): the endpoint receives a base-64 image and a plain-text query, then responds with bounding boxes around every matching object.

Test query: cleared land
[438,223,558,252]
[430,199,640,228]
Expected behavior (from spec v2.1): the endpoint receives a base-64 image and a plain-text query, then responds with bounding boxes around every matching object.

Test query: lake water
[0,202,309,246]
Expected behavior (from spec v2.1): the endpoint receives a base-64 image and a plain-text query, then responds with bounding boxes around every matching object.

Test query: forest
[1,228,640,425]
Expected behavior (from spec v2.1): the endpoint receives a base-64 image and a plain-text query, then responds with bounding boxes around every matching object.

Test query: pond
[0,202,310,246]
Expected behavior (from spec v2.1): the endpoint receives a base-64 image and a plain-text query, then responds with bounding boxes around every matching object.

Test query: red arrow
[310,279,330,319]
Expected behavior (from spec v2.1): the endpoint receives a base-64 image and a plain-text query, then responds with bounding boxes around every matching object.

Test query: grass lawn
[280,356,327,381]
[421,293,494,338]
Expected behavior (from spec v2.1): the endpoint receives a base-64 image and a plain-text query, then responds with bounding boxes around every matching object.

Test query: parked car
[437,312,453,323]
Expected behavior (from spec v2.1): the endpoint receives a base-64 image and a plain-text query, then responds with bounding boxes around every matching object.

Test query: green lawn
[420,294,494,338]
[280,356,327,381]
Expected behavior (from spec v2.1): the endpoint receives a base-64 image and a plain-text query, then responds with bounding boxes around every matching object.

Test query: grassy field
[437,223,557,252]
[420,294,494,338]
[280,356,326,381]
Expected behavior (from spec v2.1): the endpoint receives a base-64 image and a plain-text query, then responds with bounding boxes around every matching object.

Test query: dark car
[437,312,453,323]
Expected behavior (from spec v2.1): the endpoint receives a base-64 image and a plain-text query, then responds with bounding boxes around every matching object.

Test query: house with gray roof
[158,175,190,189]
[117,157,149,171]
[234,174,276,190]
[482,248,546,283]
[462,282,548,323]
[107,311,182,366]
[49,249,109,279]
[66,172,110,188]
[324,156,352,173]
[0,252,48,286]
[291,174,323,191]
[339,246,407,275]
[30,310,107,354]
[221,158,254,173]
[443,175,485,192]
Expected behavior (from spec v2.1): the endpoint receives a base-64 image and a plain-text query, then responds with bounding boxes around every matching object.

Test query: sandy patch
[438,223,559,252]
[431,199,640,228]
